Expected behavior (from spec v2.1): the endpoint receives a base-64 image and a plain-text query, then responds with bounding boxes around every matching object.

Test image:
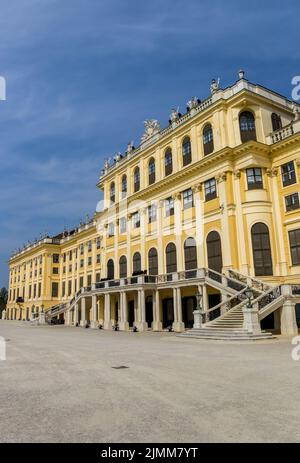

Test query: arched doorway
[251,223,273,276]
[184,237,197,278]
[148,248,158,275]
[107,259,114,280]
[166,243,177,273]
[132,252,141,275]
[119,255,127,278]
[207,231,223,273]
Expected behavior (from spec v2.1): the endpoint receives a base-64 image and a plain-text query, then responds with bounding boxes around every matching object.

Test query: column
[74,303,79,325]
[193,184,205,269]
[104,293,112,330]
[127,213,132,276]
[172,287,185,332]
[267,168,288,275]
[217,172,232,270]
[119,291,129,331]
[174,193,184,272]
[140,208,146,271]
[80,297,87,327]
[90,294,98,329]
[137,289,148,331]
[280,285,298,336]
[232,170,249,273]
[157,201,164,275]
[152,289,162,331]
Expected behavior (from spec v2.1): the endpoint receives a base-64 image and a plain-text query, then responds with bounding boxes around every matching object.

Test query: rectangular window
[132,212,140,228]
[63,253,66,263]
[69,264,72,272]
[165,197,174,217]
[69,250,72,260]
[63,266,66,274]
[96,272,101,283]
[51,282,58,298]
[148,204,157,223]
[62,281,66,297]
[87,275,92,286]
[38,283,41,298]
[289,229,300,265]
[52,254,59,264]
[88,240,92,252]
[96,254,101,264]
[246,168,263,190]
[108,223,115,237]
[281,161,296,187]
[88,256,92,266]
[183,188,193,209]
[33,284,36,299]
[96,237,101,249]
[53,267,59,275]
[80,259,84,268]
[80,244,84,255]
[68,280,72,296]
[285,193,300,212]
[29,286,32,299]
[120,217,127,234]
[204,178,217,201]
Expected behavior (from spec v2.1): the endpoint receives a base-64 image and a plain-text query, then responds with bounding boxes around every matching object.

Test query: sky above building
[0,0,299,286]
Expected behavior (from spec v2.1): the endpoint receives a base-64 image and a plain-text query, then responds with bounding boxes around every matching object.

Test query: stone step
[178,331,273,341]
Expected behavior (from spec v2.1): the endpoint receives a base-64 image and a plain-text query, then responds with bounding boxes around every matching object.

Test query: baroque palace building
[5,71,300,339]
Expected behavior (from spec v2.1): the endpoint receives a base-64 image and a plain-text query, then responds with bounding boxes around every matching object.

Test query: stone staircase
[180,306,273,341]
[179,270,284,341]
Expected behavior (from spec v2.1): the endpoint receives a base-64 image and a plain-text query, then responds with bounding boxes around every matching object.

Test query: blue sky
[0,0,299,287]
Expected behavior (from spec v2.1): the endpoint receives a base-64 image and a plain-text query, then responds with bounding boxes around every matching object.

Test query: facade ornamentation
[192,184,202,193]
[127,141,134,153]
[216,172,227,183]
[169,108,180,124]
[187,97,199,111]
[233,170,241,179]
[266,168,278,177]
[141,119,161,144]
[211,78,220,94]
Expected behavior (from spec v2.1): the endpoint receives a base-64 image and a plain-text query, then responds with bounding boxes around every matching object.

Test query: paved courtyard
[1,321,300,443]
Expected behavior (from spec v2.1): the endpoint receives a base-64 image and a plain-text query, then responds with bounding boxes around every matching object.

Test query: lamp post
[193,289,203,329]
[39,304,46,324]
[245,286,254,308]
[30,304,35,321]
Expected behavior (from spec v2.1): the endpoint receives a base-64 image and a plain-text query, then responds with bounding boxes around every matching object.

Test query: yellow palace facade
[5,72,300,339]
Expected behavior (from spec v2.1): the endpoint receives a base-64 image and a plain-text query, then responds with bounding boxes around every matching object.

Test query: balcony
[267,119,300,144]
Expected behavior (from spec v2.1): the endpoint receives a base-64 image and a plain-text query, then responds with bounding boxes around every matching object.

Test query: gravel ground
[0,320,300,443]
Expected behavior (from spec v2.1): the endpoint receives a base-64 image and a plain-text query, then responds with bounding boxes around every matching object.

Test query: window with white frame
[183,188,193,209]
[132,212,140,229]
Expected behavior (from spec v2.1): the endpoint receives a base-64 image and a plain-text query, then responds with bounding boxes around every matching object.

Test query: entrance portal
[162,298,174,329]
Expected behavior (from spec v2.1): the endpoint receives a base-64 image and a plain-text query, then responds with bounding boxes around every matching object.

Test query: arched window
[132,252,141,274]
[239,111,256,143]
[206,231,223,274]
[110,182,115,203]
[148,248,158,275]
[251,223,273,276]
[184,237,197,270]
[166,243,177,274]
[165,148,173,176]
[121,175,127,198]
[182,137,192,166]
[148,158,156,185]
[203,124,214,156]
[119,256,127,278]
[134,167,140,192]
[271,113,282,131]
[107,259,114,280]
